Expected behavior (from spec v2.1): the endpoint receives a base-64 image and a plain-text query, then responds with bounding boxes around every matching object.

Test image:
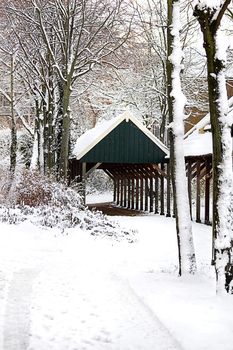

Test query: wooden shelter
[69,109,224,225]
[69,111,173,215]
[183,116,213,225]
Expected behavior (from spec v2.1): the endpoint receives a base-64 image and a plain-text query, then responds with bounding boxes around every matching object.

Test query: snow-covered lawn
[0,208,233,350]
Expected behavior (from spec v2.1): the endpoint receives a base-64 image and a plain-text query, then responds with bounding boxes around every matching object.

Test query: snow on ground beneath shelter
[86,192,113,204]
[0,199,233,350]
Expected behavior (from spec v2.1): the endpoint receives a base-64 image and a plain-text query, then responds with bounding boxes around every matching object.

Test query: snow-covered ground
[0,197,233,350]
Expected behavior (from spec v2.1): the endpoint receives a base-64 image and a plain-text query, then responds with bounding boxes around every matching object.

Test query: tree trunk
[58,81,71,181]
[10,54,17,175]
[194,2,232,294]
[167,0,196,275]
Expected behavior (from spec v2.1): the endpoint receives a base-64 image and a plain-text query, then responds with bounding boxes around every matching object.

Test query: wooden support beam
[152,163,167,178]
[120,179,124,207]
[196,161,201,223]
[191,162,206,179]
[204,160,211,225]
[131,179,135,209]
[127,179,131,209]
[166,163,171,217]
[124,178,127,207]
[140,178,144,211]
[145,177,148,211]
[86,162,102,176]
[135,177,139,210]
[160,163,165,215]
[113,179,116,203]
[187,160,192,220]
[149,177,153,212]
[116,179,120,205]
[154,175,159,214]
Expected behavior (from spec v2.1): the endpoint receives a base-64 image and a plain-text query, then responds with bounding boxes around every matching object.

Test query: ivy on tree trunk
[194,0,233,294]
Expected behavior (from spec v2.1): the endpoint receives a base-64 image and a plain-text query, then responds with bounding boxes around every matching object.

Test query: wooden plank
[135,177,139,210]
[160,163,165,215]
[120,178,124,207]
[124,178,127,207]
[113,179,116,203]
[196,160,201,223]
[145,177,148,211]
[204,160,211,225]
[152,163,167,178]
[166,163,171,217]
[154,174,159,214]
[187,160,192,220]
[127,178,131,209]
[140,178,144,211]
[149,177,153,212]
[116,179,120,205]
[131,179,135,209]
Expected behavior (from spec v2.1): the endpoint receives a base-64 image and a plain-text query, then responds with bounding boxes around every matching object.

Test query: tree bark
[194,1,232,294]
[10,54,17,175]
[167,0,196,275]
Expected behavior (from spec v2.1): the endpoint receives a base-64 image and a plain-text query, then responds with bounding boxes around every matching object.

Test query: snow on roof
[184,131,213,157]
[184,97,233,157]
[72,110,168,160]
[184,113,210,140]
[185,96,233,140]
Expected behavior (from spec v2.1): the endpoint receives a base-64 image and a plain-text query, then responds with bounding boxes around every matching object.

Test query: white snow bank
[0,211,233,350]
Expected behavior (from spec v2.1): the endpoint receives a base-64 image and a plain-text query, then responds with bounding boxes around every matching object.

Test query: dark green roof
[73,111,168,164]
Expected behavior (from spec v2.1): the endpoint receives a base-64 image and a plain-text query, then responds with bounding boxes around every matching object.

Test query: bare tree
[194,0,233,294]
[131,0,205,142]
[6,0,131,180]
[167,0,196,275]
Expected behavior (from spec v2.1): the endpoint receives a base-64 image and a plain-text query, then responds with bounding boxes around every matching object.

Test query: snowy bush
[14,170,52,206]
[0,171,135,242]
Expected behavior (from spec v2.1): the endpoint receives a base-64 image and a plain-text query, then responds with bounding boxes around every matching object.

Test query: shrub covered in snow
[0,170,135,242]
[14,170,52,206]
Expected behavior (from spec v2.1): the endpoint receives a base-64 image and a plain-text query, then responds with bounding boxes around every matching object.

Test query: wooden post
[131,178,135,209]
[187,160,192,220]
[81,162,86,205]
[127,178,131,208]
[149,177,153,212]
[124,178,127,207]
[166,163,171,217]
[116,178,120,205]
[140,177,144,211]
[145,177,148,211]
[113,179,116,203]
[205,160,211,225]
[135,177,139,210]
[120,178,124,207]
[196,161,201,223]
[160,163,165,215]
[154,174,159,214]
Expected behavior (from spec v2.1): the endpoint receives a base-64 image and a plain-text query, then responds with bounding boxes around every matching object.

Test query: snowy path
[3,269,39,350]
[0,225,182,350]
[1,217,231,350]
[29,265,182,350]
